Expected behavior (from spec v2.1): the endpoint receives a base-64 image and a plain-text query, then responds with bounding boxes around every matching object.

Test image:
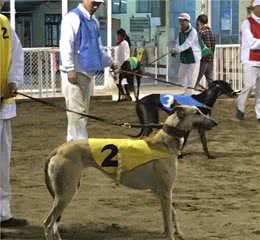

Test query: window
[136,0,151,13]
[151,0,161,17]
[112,0,127,14]
[45,14,61,47]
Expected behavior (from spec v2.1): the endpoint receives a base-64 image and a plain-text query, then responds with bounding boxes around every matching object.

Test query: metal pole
[10,0,15,30]
[165,0,170,83]
[50,51,56,97]
[62,0,68,18]
[104,0,112,89]
[107,0,112,49]
[155,47,158,84]
[208,0,212,27]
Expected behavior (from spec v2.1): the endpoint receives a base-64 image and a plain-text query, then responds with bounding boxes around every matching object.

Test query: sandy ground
[1,97,260,240]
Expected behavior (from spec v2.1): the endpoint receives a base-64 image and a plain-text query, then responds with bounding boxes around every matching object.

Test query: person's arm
[121,40,130,61]
[241,20,260,50]
[7,30,24,96]
[59,12,80,81]
[175,28,197,53]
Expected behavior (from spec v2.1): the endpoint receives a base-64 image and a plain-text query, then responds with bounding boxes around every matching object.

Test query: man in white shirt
[0,0,27,228]
[236,0,260,122]
[173,13,201,93]
[60,0,115,141]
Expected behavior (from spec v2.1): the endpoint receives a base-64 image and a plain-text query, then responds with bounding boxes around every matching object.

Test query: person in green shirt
[118,56,143,101]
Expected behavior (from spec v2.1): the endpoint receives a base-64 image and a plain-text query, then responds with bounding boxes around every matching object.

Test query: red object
[248,17,260,61]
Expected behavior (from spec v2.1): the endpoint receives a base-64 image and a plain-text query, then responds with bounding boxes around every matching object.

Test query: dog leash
[117,69,204,93]
[16,92,163,129]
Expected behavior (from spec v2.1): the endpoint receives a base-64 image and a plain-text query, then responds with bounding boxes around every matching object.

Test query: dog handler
[0,0,27,227]
[172,13,201,93]
[60,0,115,141]
[114,28,130,101]
[236,0,260,122]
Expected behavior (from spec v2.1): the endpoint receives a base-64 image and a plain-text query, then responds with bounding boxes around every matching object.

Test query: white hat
[253,0,260,7]
[92,0,104,2]
[178,13,191,21]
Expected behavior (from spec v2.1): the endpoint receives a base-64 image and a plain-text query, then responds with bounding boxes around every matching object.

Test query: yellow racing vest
[88,139,172,183]
[0,14,14,104]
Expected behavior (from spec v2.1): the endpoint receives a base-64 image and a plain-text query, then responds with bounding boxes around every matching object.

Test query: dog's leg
[44,199,65,240]
[142,106,159,137]
[135,75,141,102]
[171,203,183,240]
[198,129,216,159]
[44,156,83,240]
[116,84,124,101]
[159,191,175,240]
[179,131,191,158]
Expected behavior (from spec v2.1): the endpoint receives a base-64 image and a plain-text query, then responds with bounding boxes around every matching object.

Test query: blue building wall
[212,0,239,44]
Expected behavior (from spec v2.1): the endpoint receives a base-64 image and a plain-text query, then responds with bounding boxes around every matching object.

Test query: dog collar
[162,125,186,138]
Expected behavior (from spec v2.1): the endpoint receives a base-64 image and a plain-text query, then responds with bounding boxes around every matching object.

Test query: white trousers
[236,65,260,119]
[178,62,201,93]
[61,72,93,141]
[0,119,12,221]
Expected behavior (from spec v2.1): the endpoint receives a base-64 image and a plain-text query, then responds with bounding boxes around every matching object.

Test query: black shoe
[0,217,28,228]
[236,109,244,120]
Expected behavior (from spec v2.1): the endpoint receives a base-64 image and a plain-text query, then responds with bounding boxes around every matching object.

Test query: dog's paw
[174,231,184,240]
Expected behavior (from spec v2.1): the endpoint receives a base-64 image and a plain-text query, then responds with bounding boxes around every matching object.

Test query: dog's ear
[175,106,186,119]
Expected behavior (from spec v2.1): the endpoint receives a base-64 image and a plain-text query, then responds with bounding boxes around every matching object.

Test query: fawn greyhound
[43,105,217,240]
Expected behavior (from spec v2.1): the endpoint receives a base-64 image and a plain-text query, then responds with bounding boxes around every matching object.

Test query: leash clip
[122,123,132,129]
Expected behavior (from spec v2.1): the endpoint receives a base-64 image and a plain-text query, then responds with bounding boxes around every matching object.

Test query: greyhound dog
[111,60,142,102]
[133,80,235,159]
[43,106,217,240]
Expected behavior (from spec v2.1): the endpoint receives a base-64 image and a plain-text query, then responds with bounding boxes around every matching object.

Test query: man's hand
[110,63,118,71]
[68,70,77,84]
[4,83,17,98]
[171,48,178,58]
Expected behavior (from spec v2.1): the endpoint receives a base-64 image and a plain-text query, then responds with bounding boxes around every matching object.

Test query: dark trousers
[195,61,214,87]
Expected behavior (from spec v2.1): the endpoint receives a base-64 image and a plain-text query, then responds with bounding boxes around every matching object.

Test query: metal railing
[21,45,242,98]
[214,44,242,92]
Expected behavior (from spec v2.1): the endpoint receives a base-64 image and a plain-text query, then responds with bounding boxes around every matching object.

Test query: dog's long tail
[44,149,57,199]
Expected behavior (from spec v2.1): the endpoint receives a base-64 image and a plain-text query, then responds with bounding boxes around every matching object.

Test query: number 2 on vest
[1,27,9,39]
[101,144,119,167]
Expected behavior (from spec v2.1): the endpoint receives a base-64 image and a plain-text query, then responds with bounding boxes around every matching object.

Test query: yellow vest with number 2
[0,14,14,104]
[88,139,171,183]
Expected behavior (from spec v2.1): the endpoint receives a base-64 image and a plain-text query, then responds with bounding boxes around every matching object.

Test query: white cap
[92,0,104,2]
[253,0,260,7]
[178,13,191,21]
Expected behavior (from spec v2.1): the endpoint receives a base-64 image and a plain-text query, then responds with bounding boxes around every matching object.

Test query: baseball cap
[178,13,191,21]
[253,0,260,7]
[92,0,104,3]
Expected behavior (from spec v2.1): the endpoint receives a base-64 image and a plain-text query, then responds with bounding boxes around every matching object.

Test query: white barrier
[20,45,243,98]
[214,44,242,92]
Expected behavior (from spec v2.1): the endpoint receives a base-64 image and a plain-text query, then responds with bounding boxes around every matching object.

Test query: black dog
[115,57,143,102]
[132,80,236,159]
